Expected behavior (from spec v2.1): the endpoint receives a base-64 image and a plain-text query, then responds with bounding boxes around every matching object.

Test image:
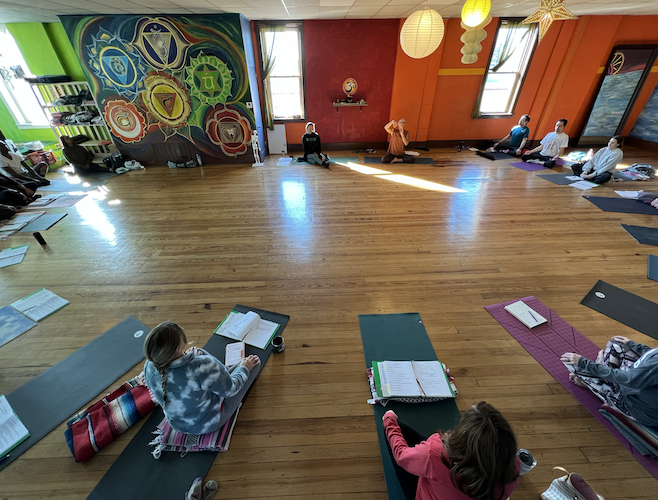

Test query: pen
[528,311,538,322]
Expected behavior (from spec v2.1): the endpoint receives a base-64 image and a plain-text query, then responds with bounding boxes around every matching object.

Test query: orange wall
[276,15,658,147]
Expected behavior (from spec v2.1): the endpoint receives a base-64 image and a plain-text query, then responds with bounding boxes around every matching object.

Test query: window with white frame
[259,23,305,122]
[477,20,538,116]
[0,26,49,128]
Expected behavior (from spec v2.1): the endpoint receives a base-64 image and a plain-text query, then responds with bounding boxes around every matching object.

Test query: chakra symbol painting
[186,53,234,105]
[103,99,147,143]
[132,17,192,71]
[141,72,191,129]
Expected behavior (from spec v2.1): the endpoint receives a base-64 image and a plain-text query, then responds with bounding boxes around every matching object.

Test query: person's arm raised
[384,120,395,135]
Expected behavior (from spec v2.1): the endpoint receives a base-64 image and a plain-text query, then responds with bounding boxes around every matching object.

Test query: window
[476,20,537,116]
[0,26,49,128]
[259,23,305,123]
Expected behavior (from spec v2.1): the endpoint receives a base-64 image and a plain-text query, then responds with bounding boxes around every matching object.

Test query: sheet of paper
[26,194,62,207]
[0,395,29,456]
[565,176,581,181]
[615,191,640,198]
[276,158,292,166]
[569,180,599,190]
[0,255,25,268]
[11,289,70,322]
[411,361,453,398]
[215,311,280,349]
[0,244,29,259]
[0,395,14,425]
[382,361,421,397]
[25,194,87,209]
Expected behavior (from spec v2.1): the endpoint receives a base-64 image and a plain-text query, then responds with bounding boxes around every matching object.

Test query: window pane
[489,26,533,73]
[270,77,303,119]
[265,31,300,77]
[480,73,517,114]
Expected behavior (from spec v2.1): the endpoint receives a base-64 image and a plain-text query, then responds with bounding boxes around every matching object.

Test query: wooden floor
[2,147,658,499]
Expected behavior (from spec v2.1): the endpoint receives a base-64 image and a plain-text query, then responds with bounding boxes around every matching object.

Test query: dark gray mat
[40,179,106,192]
[1,316,149,471]
[621,224,658,246]
[363,156,436,165]
[476,150,514,160]
[581,280,658,340]
[87,305,289,500]
[19,213,67,232]
[649,255,658,282]
[584,197,658,215]
[359,313,461,500]
[75,171,119,181]
[537,174,580,185]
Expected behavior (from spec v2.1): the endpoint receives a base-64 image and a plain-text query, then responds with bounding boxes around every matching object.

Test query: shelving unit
[30,81,116,160]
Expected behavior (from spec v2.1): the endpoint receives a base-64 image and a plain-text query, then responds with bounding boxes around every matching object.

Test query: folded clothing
[64,378,156,462]
[599,404,658,458]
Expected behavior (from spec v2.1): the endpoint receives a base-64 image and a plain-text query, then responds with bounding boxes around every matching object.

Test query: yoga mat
[581,280,658,341]
[87,305,289,500]
[537,174,580,185]
[1,316,149,472]
[584,197,658,215]
[649,255,658,282]
[485,296,658,480]
[621,224,658,246]
[476,150,514,160]
[40,179,106,192]
[75,171,119,181]
[510,161,547,171]
[295,156,359,165]
[0,305,37,348]
[18,213,67,232]
[359,313,461,500]
[362,156,436,165]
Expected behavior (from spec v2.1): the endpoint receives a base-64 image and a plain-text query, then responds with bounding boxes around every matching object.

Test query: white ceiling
[1,0,657,23]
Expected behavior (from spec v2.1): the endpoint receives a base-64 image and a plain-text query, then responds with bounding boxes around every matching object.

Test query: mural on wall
[630,82,658,144]
[582,47,657,138]
[60,14,259,163]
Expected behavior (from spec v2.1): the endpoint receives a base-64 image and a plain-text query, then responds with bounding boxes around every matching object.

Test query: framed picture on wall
[578,45,658,146]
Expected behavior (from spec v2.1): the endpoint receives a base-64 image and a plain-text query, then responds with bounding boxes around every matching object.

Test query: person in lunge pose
[521,119,569,168]
[144,321,260,434]
[301,122,330,167]
[570,135,623,184]
[562,335,658,427]
[383,401,520,500]
[488,114,531,157]
[382,119,415,163]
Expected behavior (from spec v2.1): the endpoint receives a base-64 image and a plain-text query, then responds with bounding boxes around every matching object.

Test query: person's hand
[580,173,587,179]
[382,410,397,422]
[651,198,658,208]
[240,354,260,370]
[516,148,522,156]
[561,353,582,366]
[612,335,632,344]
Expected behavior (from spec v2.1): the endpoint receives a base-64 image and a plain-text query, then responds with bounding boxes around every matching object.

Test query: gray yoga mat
[1,316,149,472]
[581,280,658,340]
[476,150,514,161]
[621,224,658,246]
[584,197,658,215]
[87,304,289,500]
[537,174,580,185]
[18,213,67,232]
[359,313,461,500]
[648,255,658,282]
[40,179,106,192]
[363,156,436,165]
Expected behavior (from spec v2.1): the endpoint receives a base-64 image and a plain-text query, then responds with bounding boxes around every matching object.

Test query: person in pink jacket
[383,401,520,500]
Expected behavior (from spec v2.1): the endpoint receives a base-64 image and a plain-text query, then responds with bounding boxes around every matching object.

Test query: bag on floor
[167,156,197,169]
[541,466,605,500]
[103,153,125,170]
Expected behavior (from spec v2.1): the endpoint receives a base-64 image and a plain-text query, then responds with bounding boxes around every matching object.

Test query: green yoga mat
[359,313,461,500]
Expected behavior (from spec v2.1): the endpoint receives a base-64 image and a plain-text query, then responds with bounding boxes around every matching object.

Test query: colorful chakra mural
[132,17,192,72]
[205,105,252,157]
[186,53,233,106]
[141,72,191,129]
[103,99,147,143]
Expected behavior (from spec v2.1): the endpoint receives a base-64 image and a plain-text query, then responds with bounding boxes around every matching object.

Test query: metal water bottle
[196,153,202,166]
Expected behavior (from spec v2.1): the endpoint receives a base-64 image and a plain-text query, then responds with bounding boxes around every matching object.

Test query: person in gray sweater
[570,135,623,184]
[562,335,658,426]
[144,321,260,435]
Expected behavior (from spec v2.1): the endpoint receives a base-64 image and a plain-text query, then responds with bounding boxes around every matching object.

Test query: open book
[372,361,455,399]
[0,395,29,457]
[214,311,279,350]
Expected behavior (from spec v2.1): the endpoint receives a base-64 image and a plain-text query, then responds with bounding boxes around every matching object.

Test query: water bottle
[196,153,202,166]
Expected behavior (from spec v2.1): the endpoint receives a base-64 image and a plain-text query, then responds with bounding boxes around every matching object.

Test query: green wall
[0,22,85,143]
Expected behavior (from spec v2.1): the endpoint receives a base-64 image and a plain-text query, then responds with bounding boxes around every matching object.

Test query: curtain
[260,25,288,130]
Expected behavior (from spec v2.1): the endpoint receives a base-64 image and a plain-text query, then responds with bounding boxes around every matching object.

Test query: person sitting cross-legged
[300,122,330,167]
[488,114,530,157]
[0,140,49,186]
[570,135,623,184]
[521,118,569,168]
[382,119,415,164]
[60,135,115,175]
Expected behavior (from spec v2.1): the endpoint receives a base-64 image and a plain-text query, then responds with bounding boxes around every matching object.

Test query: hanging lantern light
[461,0,491,28]
[400,7,445,59]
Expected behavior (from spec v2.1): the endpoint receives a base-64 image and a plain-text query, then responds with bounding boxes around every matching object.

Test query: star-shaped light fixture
[521,0,576,42]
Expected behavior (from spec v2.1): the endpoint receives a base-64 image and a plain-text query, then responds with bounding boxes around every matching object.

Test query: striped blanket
[149,404,242,459]
[65,378,156,462]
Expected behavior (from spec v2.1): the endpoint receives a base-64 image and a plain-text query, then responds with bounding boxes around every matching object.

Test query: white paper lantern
[461,0,491,28]
[400,8,445,59]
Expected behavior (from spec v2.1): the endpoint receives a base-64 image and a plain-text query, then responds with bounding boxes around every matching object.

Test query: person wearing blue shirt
[489,115,531,156]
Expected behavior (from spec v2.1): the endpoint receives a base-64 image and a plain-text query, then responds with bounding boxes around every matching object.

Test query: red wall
[287,19,399,145]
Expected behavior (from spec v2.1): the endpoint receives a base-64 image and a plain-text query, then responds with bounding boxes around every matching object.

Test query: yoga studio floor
[2,146,658,500]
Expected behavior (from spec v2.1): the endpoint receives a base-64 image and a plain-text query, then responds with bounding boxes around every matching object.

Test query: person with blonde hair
[383,401,520,500]
[143,321,260,434]
[301,122,330,167]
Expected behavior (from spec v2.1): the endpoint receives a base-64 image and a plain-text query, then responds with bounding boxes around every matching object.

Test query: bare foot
[569,373,587,388]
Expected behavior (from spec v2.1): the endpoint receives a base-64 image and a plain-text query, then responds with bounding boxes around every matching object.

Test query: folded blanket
[65,378,156,462]
[148,404,242,459]
[599,404,658,458]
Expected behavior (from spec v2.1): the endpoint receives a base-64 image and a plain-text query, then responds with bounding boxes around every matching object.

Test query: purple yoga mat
[485,296,658,480]
[510,161,547,171]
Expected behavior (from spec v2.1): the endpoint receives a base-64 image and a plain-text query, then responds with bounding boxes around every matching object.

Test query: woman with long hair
[143,321,260,434]
[383,401,520,500]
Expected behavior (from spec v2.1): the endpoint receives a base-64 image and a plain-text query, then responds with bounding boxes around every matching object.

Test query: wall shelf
[333,101,368,113]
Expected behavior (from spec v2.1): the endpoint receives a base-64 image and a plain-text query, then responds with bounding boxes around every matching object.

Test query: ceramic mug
[272,336,285,353]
